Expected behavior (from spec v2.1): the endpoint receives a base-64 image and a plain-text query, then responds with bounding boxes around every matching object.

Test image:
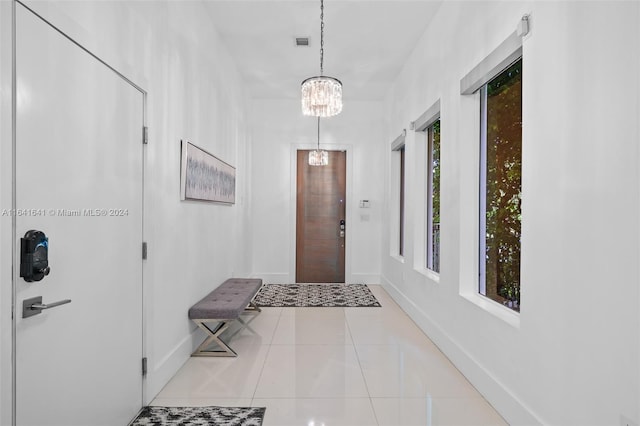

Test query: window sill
[390,254,405,264]
[460,291,520,329]
[415,267,440,283]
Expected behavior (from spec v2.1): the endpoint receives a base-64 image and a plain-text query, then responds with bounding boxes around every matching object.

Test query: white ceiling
[202,0,443,100]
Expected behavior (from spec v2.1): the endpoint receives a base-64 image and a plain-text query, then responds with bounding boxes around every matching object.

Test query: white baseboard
[252,273,381,285]
[145,329,198,405]
[252,273,290,283]
[381,276,543,426]
[231,271,253,279]
[349,273,381,284]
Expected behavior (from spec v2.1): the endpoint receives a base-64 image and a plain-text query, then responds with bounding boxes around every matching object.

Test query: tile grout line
[249,307,283,408]
[345,305,381,426]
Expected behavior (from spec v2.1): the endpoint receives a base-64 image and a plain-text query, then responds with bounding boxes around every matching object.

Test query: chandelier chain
[320,0,324,75]
[300,0,342,118]
[317,117,321,149]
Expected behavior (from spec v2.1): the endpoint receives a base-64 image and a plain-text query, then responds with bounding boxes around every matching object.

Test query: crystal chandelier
[309,117,329,166]
[301,0,343,117]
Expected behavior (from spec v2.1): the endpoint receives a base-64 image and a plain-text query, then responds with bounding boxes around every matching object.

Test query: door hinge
[142,357,148,376]
[143,126,148,145]
[142,242,148,260]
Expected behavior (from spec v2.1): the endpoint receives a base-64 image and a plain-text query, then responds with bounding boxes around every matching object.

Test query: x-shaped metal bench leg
[225,304,262,340]
[191,304,263,357]
[192,320,237,357]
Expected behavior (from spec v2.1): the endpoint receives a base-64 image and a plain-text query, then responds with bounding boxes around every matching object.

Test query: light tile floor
[152,285,507,425]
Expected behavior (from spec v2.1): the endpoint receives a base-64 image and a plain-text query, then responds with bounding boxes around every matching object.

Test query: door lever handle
[31,300,71,310]
[22,296,71,318]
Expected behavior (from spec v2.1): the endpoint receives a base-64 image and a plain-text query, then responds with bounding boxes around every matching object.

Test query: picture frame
[180,140,236,204]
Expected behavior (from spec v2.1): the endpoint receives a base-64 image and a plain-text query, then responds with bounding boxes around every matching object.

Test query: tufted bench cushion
[188,278,263,357]
[189,278,263,320]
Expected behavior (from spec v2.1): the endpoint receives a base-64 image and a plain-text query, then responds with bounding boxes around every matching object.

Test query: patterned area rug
[130,406,265,426]
[253,284,381,307]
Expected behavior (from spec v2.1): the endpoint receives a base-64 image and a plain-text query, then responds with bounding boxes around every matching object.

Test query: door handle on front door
[22,296,71,318]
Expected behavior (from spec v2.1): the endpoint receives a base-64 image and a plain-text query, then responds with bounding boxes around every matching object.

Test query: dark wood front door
[296,150,346,283]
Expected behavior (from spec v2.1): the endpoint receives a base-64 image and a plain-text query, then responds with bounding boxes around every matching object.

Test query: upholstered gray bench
[188,278,262,357]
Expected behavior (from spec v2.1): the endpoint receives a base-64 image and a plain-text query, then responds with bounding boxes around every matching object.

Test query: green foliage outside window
[484,59,522,310]
[431,121,441,272]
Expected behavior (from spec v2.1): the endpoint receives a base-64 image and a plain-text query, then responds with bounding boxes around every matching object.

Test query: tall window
[427,120,441,272]
[399,146,405,256]
[479,58,522,311]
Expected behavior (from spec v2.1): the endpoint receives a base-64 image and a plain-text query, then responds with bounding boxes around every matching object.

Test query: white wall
[0,1,13,424]
[2,1,637,424]
[250,99,384,284]
[382,1,639,425]
[0,0,252,414]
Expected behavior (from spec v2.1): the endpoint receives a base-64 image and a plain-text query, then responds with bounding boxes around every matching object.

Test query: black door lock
[20,230,50,282]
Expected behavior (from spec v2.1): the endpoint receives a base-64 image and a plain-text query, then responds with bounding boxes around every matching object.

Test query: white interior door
[14,4,144,425]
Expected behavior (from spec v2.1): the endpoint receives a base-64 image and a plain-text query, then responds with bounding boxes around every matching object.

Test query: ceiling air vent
[295,37,309,47]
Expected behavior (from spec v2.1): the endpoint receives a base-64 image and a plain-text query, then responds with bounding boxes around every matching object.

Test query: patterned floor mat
[253,284,381,307]
[130,406,265,426]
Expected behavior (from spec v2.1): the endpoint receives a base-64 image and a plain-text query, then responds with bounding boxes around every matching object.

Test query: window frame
[426,120,440,273]
[479,87,488,295]
[458,19,528,324]
[399,145,405,257]
[390,130,406,260]
[478,57,522,311]
[412,100,441,275]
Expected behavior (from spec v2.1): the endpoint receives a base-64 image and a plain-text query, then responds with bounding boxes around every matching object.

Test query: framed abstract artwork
[180,140,236,204]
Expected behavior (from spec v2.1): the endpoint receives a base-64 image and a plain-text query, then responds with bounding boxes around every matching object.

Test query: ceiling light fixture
[301,0,342,117]
[309,117,329,166]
